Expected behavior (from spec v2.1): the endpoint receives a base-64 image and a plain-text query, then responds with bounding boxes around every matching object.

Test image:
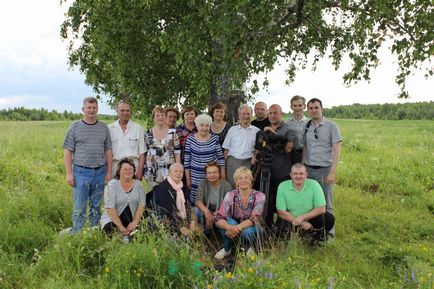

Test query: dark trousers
[102,205,133,235]
[276,212,335,243]
[291,149,303,165]
[264,176,290,229]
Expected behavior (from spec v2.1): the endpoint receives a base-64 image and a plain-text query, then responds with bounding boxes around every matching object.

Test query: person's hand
[205,211,214,229]
[126,221,138,232]
[66,174,74,187]
[105,172,112,184]
[225,225,241,239]
[301,222,313,231]
[292,216,305,226]
[136,171,143,181]
[326,172,335,184]
[180,226,191,237]
[264,126,276,134]
[119,226,130,236]
[251,155,257,165]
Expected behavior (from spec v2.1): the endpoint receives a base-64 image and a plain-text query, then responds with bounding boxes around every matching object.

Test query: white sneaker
[59,227,72,236]
[214,248,231,260]
[246,247,255,257]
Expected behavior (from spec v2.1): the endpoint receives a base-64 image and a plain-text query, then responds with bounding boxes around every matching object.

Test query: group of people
[63,95,342,258]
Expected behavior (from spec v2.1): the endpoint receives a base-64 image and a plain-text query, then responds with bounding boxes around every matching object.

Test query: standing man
[262,104,294,229]
[287,95,309,164]
[303,98,342,237]
[63,97,113,234]
[251,101,270,131]
[222,104,259,186]
[108,102,146,179]
[276,163,335,243]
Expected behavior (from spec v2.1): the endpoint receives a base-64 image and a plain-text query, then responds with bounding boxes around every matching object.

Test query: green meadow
[0,120,432,289]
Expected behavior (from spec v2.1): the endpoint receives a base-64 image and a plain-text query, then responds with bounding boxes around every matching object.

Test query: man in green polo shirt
[275,163,334,244]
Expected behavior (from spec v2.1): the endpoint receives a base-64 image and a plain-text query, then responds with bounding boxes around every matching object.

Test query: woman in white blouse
[101,158,146,236]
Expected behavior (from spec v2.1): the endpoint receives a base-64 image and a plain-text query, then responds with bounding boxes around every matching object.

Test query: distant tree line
[0,107,116,121]
[324,102,434,120]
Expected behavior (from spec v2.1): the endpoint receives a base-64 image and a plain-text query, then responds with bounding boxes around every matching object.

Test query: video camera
[254,130,288,154]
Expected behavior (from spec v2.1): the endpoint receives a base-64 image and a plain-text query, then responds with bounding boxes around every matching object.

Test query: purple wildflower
[411,271,417,283]
[328,276,335,289]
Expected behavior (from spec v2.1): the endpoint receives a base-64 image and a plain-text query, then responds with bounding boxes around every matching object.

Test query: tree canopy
[61,0,433,122]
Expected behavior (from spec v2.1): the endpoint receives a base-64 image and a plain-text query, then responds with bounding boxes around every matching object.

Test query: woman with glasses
[100,158,146,237]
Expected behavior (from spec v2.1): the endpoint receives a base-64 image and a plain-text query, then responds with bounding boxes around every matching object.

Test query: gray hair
[194,113,213,126]
[238,104,253,114]
[169,163,184,172]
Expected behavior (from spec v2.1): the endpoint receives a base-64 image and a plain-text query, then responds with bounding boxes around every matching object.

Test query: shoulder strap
[304,119,312,136]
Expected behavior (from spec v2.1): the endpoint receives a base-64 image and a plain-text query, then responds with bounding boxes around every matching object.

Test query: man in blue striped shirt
[63,97,112,234]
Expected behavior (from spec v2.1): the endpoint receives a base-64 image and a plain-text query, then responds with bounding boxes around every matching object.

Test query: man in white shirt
[222,104,259,186]
[108,102,147,179]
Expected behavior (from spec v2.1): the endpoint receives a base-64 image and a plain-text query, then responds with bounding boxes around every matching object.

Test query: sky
[0,1,432,115]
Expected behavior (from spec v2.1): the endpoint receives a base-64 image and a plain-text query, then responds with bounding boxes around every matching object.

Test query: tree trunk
[208,76,244,125]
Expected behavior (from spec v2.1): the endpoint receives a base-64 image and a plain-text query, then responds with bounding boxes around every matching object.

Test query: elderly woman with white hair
[153,163,197,235]
[184,113,226,203]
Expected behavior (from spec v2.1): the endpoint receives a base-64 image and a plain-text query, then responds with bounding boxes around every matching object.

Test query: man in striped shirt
[63,97,113,234]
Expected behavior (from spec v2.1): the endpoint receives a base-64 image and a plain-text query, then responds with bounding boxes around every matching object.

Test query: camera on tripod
[254,130,288,156]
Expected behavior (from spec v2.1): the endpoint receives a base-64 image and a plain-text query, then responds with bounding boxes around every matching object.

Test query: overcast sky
[0,1,432,115]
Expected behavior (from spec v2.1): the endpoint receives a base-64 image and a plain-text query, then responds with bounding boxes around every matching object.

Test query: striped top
[63,120,112,168]
[184,134,225,202]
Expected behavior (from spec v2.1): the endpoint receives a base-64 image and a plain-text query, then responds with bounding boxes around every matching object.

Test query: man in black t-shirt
[251,101,271,131]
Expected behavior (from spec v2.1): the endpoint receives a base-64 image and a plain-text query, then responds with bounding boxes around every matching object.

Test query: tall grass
[0,120,432,288]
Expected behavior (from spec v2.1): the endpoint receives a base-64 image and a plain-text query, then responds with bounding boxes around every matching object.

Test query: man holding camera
[262,104,295,229]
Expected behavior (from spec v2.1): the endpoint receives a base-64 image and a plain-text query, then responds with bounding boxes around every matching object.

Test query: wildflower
[328,276,335,289]
[207,284,213,289]
[105,266,110,273]
[248,267,254,273]
[250,255,255,261]
[411,271,416,283]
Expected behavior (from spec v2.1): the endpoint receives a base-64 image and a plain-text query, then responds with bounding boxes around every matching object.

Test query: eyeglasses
[314,128,318,139]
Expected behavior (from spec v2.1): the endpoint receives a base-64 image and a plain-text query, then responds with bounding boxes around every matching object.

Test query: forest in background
[323,101,433,120]
[0,101,432,121]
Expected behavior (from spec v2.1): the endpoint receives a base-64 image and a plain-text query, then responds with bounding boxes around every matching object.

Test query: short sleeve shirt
[100,179,146,227]
[276,179,325,217]
[222,124,259,160]
[287,115,309,150]
[304,117,342,167]
[63,120,112,168]
[108,120,147,161]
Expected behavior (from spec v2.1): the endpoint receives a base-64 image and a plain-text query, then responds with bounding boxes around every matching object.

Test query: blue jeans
[218,218,262,251]
[72,165,106,233]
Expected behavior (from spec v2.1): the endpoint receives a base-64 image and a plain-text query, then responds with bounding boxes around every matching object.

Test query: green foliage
[0,120,433,288]
[324,101,434,120]
[0,107,116,121]
[61,0,433,119]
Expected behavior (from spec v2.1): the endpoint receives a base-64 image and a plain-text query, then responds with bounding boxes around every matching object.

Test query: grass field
[0,120,433,289]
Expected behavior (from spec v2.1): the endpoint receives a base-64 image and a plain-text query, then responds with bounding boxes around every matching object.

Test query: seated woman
[100,158,146,238]
[194,161,233,233]
[214,167,265,260]
[153,163,197,236]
